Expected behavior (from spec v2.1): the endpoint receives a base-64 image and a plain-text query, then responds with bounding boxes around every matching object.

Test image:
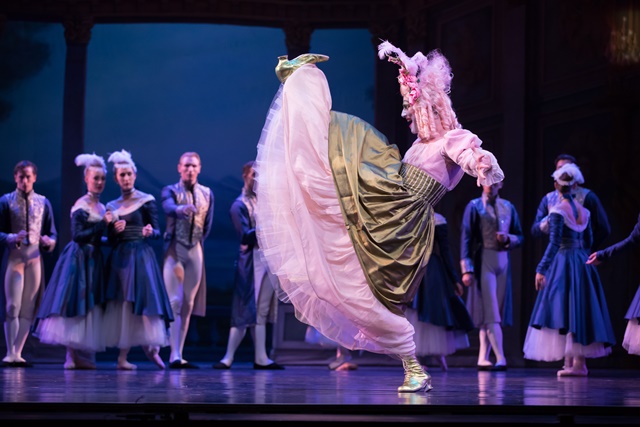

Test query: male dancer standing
[161,152,213,368]
[0,160,57,367]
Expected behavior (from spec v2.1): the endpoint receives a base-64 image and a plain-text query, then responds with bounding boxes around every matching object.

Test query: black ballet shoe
[212,361,231,370]
[253,362,285,370]
[491,364,507,372]
[477,364,493,371]
[169,360,200,369]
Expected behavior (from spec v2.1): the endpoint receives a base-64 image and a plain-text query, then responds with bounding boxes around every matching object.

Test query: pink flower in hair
[398,70,420,105]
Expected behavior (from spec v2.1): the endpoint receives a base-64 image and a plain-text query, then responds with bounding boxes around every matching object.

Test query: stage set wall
[0,0,639,368]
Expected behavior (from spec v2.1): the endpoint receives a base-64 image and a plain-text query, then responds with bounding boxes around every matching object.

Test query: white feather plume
[75,152,106,171]
[552,162,585,185]
[107,149,136,171]
[377,40,419,75]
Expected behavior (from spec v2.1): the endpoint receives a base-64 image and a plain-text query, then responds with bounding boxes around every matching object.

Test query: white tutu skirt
[406,308,469,356]
[254,66,415,357]
[102,301,169,349]
[623,319,640,355]
[34,306,106,352]
[523,327,611,361]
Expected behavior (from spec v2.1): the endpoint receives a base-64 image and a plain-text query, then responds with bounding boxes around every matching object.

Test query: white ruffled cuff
[474,149,505,187]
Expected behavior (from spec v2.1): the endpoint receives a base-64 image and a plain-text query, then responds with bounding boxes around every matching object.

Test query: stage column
[283,23,313,60]
[60,16,93,246]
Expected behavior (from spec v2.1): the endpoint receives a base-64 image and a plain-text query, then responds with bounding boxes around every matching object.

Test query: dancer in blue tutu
[587,212,640,356]
[102,149,173,370]
[523,162,615,376]
[407,211,474,371]
[34,153,113,369]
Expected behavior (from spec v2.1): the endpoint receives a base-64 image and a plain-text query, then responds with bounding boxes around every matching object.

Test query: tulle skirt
[523,328,611,361]
[102,301,169,349]
[406,308,470,356]
[525,247,616,350]
[622,285,640,355]
[34,306,105,352]
[623,318,640,355]
[34,241,107,352]
[254,81,416,357]
[36,241,107,318]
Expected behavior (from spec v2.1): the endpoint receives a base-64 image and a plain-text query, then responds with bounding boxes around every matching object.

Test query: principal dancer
[254,41,504,392]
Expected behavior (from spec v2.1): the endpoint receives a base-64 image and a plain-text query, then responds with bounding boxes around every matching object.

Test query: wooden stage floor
[1,359,639,425]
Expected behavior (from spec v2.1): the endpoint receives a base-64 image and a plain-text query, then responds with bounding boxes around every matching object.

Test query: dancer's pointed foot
[334,362,358,371]
[477,359,493,371]
[398,356,432,393]
[169,359,199,369]
[491,361,507,372]
[329,353,353,370]
[117,360,137,370]
[143,346,165,370]
[212,361,231,369]
[67,349,96,370]
[74,358,97,370]
[253,362,285,370]
[557,366,588,377]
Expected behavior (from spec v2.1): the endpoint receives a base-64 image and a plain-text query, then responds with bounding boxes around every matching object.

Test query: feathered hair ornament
[107,149,137,173]
[378,40,460,141]
[75,152,107,175]
[552,162,585,186]
[378,41,422,106]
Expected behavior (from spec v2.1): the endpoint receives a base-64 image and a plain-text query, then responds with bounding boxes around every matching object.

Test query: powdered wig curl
[75,153,107,176]
[552,162,584,187]
[378,40,460,141]
[107,149,137,173]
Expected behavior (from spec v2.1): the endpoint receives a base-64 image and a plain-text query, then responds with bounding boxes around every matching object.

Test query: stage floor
[1,360,639,425]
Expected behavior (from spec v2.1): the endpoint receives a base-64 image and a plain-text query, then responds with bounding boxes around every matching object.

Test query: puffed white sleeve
[441,129,505,186]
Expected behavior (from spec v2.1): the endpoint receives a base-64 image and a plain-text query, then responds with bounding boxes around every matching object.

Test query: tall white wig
[107,149,137,173]
[552,162,584,186]
[378,40,460,141]
[75,152,107,176]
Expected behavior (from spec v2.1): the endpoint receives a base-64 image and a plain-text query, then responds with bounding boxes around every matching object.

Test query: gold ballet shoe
[275,53,330,83]
[398,355,432,393]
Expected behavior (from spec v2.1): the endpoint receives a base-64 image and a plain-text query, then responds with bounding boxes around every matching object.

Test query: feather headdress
[107,149,137,173]
[378,40,459,140]
[552,162,584,186]
[75,152,107,175]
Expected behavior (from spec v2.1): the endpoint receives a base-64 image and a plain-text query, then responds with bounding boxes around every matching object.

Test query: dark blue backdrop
[0,22,375,305]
